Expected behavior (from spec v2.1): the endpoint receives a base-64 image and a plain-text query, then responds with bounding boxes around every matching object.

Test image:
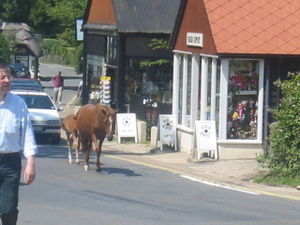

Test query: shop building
[170,0,300,158]
[82,0,181,115]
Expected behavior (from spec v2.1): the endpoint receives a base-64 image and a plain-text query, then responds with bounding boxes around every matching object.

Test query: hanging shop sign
[186,32,204,47]
[117,113,138,143]
[195,120,218,159]
[159,115,175,150]
[75,18,83,41]
[99,76,112,105]
[100,76,111,81]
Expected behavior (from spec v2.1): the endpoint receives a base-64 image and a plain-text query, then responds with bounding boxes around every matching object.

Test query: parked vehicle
[10,78,44,92]
[10,62,31,78]
[11,90,61,144]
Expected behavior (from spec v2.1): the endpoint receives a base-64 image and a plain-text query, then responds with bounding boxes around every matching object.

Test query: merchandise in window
[125,58,172,104]
[227,60,259,139]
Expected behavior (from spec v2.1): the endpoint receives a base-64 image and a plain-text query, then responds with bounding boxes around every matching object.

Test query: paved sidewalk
[60,102,300,201]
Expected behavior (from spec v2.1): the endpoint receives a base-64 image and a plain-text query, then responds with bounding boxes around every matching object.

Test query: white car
[11,90,61,144]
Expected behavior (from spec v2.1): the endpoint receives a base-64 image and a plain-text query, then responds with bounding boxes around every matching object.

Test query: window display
[125,58,173,104]
[227,60,259,139]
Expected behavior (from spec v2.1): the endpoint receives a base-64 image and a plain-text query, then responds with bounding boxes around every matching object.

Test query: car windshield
[18,95,56,109]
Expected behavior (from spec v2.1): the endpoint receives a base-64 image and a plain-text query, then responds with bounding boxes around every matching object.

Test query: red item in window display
[231,73,247,90]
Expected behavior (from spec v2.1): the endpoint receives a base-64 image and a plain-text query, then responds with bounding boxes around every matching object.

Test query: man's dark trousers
[0,153,21,225]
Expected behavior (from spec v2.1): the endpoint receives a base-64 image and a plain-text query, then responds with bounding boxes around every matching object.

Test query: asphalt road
[38,63,82,107]
[18,144,300,225]
[17,64,300,225]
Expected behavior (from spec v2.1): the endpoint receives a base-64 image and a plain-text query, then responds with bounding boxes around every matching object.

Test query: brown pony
[61,114,80,164]
[76,104,117,171]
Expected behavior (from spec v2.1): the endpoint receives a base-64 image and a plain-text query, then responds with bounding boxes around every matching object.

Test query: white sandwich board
[117,113,138,143]
[195,120,218,159]
[159,114,175,150]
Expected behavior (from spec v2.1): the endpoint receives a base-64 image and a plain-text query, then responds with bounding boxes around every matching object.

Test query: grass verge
[254,173,300,188]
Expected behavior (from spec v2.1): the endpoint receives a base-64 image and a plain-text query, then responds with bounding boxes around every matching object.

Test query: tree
[28,0,61,37]
[1,0,87,70]
[264,72,300,177]
[0,34,11,63]
[0,0,32,23]
[45,0,87,45]
[1,0,87,43]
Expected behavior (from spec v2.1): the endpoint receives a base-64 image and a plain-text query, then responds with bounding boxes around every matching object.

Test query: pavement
[58,98,300,201]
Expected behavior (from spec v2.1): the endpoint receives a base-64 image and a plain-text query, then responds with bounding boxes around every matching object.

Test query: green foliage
[1,0,86,72]
[0,34,11,63]
[41,38,68,56]
[45,0,87,45]
[139,59,170,68]
[41,39,83,73]
[263,72,300,177]
[28,0,60,36]
[0,0,32,23]
[139,38,171,68]
[56,28,78,47]
[148,38,169,50]
[2,0,87,43]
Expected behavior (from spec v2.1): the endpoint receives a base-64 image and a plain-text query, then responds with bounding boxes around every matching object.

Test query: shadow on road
[35,138,143,177]
[101,167,142,177]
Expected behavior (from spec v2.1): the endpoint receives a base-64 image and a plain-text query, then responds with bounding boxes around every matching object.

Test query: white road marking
[180,175,260,195]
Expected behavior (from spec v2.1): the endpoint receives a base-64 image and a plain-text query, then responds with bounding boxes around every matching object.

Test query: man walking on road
[0,63,37,225]
[52,71,64,108]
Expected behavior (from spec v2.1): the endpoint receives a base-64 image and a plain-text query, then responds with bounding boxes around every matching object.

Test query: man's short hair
[0,63,11,74]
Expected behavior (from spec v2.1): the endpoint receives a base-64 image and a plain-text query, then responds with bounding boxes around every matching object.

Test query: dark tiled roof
[113,0,181,34]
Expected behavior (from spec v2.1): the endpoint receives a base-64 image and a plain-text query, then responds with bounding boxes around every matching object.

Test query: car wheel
[52,134,61,145]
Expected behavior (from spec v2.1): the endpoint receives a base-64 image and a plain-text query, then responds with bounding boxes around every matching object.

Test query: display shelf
[235,90,257,95]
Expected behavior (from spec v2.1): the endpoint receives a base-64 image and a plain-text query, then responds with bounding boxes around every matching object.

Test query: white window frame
[218,58,264,144]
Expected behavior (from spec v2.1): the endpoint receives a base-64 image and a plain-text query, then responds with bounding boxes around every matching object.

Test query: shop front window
[125,58,172,104]
[87,54,105,103]
[227,59,259,139]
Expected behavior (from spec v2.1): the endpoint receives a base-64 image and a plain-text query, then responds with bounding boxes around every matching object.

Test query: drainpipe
[81,31,88,105]
[263,59,270,155]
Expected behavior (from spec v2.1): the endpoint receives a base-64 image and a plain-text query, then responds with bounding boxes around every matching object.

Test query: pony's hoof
[84,165,89,171]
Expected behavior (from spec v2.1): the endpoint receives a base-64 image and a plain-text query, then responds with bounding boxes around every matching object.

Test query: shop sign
[15,55,28,61]
[75,18,83,41]
[186,32,203,47]
[195,120,218,159]
[116,113,138,143]
[100,76,111,80]
[159,115,175,150]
